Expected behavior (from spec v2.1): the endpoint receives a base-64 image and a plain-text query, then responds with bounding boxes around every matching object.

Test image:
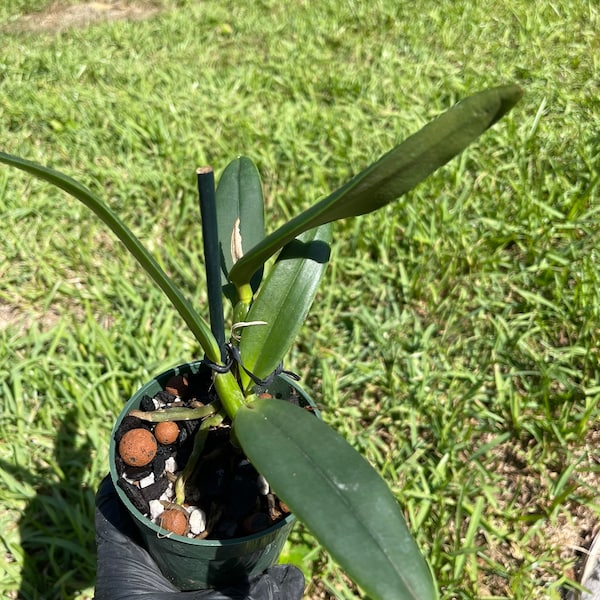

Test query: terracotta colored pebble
[154,421,180,445]
[119,428,157,467]
[160,508,189,536]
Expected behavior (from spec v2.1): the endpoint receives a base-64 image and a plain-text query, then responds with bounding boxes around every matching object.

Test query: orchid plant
[0,84,522,599]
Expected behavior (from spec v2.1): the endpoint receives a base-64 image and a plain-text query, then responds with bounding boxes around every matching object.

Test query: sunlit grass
[0,0,599,598]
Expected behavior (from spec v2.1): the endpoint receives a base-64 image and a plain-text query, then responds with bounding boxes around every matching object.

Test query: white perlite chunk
[188,508,206,534]
[159,482,174,502]
[139,472,155,488]
[164,457,177,473]
[149,500,165,521]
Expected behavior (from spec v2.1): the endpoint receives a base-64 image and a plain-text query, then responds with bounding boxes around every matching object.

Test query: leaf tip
[489,83,524,126]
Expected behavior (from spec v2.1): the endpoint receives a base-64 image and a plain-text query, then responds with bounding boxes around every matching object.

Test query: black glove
[95,476,305,600]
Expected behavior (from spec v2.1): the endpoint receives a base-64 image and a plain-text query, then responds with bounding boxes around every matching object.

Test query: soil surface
[114,365,296,541]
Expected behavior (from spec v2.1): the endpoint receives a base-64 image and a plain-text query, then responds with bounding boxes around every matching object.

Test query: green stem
[174,411,225,505]
[213,371,246,420]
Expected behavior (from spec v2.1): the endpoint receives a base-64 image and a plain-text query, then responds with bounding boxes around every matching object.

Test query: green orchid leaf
[215,156,265,301]
[0,151,221,363]
[229,84,522,288]
[234,398,438,600]
[238,223,332,388]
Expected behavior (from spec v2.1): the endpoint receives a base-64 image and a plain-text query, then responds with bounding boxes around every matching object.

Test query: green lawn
[0,1,599,598]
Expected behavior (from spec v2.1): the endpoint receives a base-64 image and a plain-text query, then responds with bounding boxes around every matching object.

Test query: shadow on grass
[1,408,96,599]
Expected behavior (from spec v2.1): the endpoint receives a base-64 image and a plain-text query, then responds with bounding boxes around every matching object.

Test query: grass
[0,0,599,598]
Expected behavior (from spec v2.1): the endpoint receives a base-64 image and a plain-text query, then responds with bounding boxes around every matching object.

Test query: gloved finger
[110,566,305,600]
[243,565,305,600]
[95,477,304,600]
[95,475,181,596]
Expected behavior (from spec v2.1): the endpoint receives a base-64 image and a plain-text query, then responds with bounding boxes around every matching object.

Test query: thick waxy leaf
[229,84,522,287]
[0,151,221,363]
[238,224,331,388]
[215,156,265,298]
[234,399,437,600]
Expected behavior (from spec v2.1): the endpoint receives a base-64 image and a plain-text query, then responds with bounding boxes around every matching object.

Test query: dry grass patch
[472,428,600,597]
[5,0,162,33]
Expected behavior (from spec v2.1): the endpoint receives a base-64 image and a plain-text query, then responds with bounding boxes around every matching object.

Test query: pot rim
[109,361,312,548]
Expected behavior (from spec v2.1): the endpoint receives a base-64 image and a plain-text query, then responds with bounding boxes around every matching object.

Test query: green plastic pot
[109,360,317,591]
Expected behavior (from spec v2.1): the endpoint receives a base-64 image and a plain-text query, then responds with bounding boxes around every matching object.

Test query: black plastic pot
[109,360,317,591]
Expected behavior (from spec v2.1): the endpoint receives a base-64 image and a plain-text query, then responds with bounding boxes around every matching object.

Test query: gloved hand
[95,476,305,600]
